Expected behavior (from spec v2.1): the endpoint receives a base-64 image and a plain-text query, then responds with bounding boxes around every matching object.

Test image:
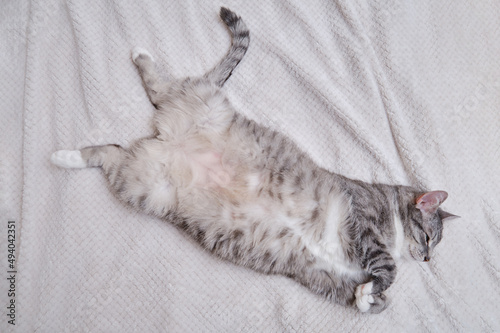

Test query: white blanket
[2,0,499,331]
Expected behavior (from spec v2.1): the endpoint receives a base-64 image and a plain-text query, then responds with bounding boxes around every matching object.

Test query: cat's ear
[438,209,460,221]
[415,191,448,215]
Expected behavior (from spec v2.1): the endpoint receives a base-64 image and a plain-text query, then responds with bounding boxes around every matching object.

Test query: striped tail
[206,7,250,87]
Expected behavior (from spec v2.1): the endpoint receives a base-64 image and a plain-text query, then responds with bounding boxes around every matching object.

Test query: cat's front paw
[132,46,154,63]
[355,282,388,314]
[51,150,87,168]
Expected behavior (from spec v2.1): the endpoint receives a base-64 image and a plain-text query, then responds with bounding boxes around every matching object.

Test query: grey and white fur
[51,8,457,314]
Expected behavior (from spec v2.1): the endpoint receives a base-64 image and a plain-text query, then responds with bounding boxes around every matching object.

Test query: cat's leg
[131,47,166,108]
[355,245,396,314]
[355,280,388,314]
[51,145,128,202]
[51,145,125,172]
[53,144,177,215]
[52,145,132,200]
[51,149,88,168]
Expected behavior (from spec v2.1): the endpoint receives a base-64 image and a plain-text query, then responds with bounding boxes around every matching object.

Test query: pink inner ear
[416,191,448,215]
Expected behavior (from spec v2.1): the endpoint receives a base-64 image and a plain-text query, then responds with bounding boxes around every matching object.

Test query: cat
[51,7,457,314]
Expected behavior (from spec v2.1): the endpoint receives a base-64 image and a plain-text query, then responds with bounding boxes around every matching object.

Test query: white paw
[132,46,154,63]
[51,150,87,168]
[355,282,374,313]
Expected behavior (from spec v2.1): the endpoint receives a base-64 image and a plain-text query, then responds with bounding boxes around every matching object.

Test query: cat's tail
[205,7,250,87]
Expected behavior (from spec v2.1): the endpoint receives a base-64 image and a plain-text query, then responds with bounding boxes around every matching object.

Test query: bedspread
[1,1,499,332]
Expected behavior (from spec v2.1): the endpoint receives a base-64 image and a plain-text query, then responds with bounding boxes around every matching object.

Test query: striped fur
[205,7,250,87]
[51,8,455,314]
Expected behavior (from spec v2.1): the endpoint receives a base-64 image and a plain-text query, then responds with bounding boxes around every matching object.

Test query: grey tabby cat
[51,8,457,314]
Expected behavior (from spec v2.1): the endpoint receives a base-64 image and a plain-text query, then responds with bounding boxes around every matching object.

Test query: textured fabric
[1,0,500,331]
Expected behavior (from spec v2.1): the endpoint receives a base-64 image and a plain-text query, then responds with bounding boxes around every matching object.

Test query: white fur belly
[189,151,231,187]
[304,193,363,277]
[235,182,362,277]
[391,212,406,261]
[228,189,362,277]
[183,168,361,277]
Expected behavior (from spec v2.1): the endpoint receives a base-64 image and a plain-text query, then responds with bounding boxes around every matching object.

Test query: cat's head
[405,191,458,262]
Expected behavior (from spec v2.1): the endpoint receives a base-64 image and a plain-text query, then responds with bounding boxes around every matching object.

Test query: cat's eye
[425,234,430,244]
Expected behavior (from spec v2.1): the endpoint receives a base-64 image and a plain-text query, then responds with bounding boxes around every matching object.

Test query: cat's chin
[408,248,426,262]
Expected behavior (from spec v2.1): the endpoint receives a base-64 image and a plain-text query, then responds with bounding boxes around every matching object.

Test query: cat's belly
[241,195,363,278]
[189,151,231,188]
[173,148,363,278]
[304,193,364,277]
[185,172,363,278]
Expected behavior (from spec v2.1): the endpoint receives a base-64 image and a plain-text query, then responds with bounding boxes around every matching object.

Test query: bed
[2,1,499,331]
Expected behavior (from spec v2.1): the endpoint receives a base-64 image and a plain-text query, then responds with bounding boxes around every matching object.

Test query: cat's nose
[423,256,430,262]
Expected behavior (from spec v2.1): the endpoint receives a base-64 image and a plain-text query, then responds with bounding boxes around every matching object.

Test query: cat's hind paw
[51,150,87,168]
[132,46,154,63]
[355,282,388,314]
